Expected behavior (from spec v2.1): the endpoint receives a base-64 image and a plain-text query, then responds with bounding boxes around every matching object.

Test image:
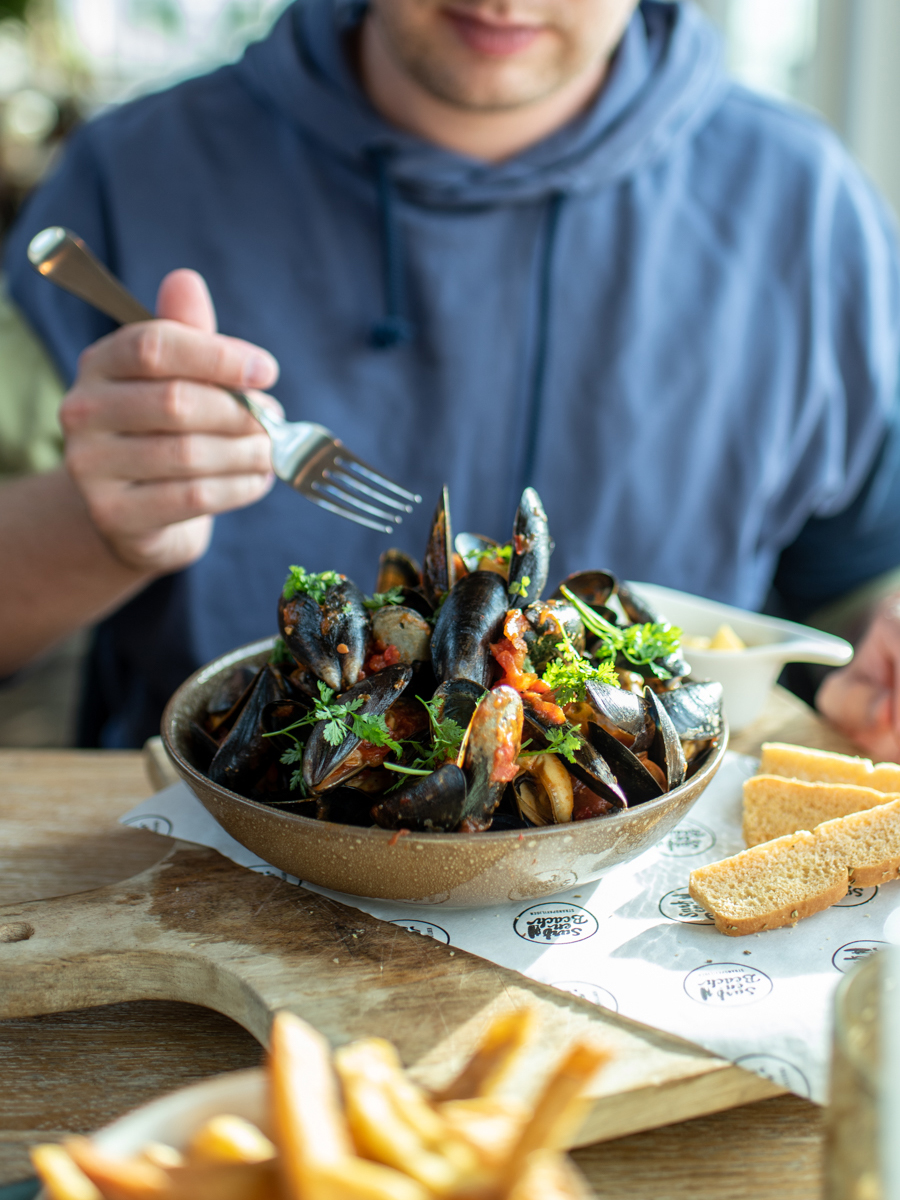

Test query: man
[1,0,899,752]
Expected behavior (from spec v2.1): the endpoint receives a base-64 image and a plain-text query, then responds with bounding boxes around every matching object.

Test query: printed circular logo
[390,919,450,944]
[552,979,618,1012]
[514,903,599,945]
[658,821,715,857]
[508,869,579,903]
[121,813,173,836]
[734,1054,810,1097]
[683,962,773,1007]
[832,940,888,973]
[659,888,714,924]
[834,885,879,908]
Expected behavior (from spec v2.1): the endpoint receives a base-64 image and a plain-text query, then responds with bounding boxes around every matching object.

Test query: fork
[27,227,421,534]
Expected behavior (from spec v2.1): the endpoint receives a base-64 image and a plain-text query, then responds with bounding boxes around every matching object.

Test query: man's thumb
[155,268,217,332]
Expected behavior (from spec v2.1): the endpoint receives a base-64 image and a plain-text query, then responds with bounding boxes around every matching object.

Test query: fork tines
[307,445,421,534]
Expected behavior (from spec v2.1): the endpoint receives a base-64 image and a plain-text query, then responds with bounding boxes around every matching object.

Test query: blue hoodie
[5,0,900,746]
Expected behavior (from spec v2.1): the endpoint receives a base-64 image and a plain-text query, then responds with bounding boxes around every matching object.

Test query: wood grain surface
[0,690,839,1194]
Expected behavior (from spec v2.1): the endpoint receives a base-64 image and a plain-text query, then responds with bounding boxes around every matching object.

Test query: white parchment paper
[122,751,900,1103]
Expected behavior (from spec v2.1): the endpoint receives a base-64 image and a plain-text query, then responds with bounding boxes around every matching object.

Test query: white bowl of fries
[631,582,853,732]
[32,1010,603,1199]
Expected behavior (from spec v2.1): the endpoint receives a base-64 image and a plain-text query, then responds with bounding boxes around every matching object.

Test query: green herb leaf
[282,566,342,605]
[541,649,619,705]
[363,587,405,611]
[351,712,403,756]
[519,725,583,765]
[559,585,683,676]
[508,574,531,598]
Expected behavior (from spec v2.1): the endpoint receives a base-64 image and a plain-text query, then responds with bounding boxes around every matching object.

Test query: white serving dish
[629,581,853,732]
[37,1069,269,1197]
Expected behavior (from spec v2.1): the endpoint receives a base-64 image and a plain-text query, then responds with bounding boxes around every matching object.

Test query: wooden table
[0,689,860,1197]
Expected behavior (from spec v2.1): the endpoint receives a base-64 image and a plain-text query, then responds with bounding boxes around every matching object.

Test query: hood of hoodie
[236,0,728,206]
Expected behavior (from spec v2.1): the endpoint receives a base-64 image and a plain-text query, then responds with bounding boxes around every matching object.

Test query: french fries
[31,1009,608,1200]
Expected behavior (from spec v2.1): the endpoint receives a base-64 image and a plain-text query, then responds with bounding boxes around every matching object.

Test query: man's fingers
[67,431,273,483]
[86,473,276,538]
[77,320,279,391]
[62,378,270,437]
[156,269,217,332]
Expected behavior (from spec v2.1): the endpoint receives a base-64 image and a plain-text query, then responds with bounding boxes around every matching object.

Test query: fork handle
[27,226,279,431]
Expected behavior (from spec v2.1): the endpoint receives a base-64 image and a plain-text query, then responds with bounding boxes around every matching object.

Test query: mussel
[431,570,507,687]
[278,575,369,692]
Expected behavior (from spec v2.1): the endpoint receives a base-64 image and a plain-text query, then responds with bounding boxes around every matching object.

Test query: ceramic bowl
[161,638,727,908]
[630,581,853,732]
[36,1069,268,1199]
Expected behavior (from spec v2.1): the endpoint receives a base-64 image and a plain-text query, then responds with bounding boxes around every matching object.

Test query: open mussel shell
[422,486,455,606]
[458,685,523,831]
[520,694,627,809]
[644,687,687,790]
[552,570,617,609]
[278,577,369,692]
[658,680,723,741]
[165,637,728,907]
[371,605,432,664]
[208,664,286,792]
[507,487,551,609]
[432,679,485,729]
[431,570,507,687]
[302,664,412,793]
[371,763,468,832]
[376,548,421,594]
[455,532,508,576]
[582,721,663,806]
[523,598,585,669]
[514,754,574,826]
[584,680,648,742]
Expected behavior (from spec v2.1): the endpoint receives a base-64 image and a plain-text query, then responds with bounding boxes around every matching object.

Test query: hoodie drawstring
[518,191,566,495]
[369,147,414,349]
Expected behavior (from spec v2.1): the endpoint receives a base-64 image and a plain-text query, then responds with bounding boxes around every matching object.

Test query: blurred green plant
[0,0,29,19]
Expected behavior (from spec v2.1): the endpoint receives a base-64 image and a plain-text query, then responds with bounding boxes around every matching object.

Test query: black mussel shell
[644,687,687,790]
[278,577,370,692]
[617,582,663,626]
[189,720,220,771]
[371,763,468,832]
[552,570,617,609]
[584,681,648,741]
[523,598,585,670]
[507,488,551,609]
[658,681,723,741]
[208,665,286,793]
[431,679,486,730]
[422,486,455,606]
[431,571,507,687]
[520,694,627,809]
[376,548,421,593]
[583,721,663,806]
[303,664,412,792]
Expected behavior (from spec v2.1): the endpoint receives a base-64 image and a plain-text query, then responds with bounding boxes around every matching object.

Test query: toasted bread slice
[816,798,900,887]
[742,775,898,846]
[691,797,900,935]
[688,832,848,936]
[759,743,900,791]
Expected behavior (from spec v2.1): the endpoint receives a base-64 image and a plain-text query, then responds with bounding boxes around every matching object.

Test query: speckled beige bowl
[162,638,728,908]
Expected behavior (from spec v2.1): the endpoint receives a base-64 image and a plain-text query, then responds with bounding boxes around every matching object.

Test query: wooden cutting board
[0,693,858,1149]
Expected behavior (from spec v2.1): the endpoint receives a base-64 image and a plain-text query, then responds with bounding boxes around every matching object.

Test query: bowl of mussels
[162,487,727,907]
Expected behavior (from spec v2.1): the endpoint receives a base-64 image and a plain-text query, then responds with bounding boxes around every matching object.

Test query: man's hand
[817,594,900,761]
[60,268,279,574]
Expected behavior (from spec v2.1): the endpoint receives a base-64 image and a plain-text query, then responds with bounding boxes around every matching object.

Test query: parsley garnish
[519,725,582,765]
[363,587,405,611]
[508,575,531,598]
[541,635,619,704]
[282,566,342,605]
[459,541,513,572]
[382,694,466,787]
[264,680,402,790]
[559,585,683,680]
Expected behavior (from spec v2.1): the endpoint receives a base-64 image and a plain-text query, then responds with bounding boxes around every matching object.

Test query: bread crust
[688,875,849,937]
